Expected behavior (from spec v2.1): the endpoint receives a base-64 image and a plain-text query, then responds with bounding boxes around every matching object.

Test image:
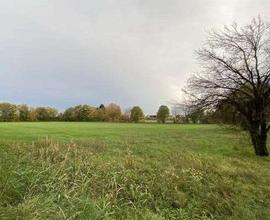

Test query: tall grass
[1,136,270,219]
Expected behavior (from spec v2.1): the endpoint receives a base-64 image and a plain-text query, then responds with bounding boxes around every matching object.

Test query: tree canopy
[157,105,170,123]
[185,17,270,156]
[130,106,144,123]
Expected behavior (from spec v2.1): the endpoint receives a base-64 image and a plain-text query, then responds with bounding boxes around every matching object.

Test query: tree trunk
[250,119,269,157]
[251,133,269,156]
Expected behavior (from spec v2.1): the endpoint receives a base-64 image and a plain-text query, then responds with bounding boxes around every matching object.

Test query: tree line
[0,102,171,123]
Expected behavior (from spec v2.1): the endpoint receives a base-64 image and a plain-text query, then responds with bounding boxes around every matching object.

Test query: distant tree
[56,112,63,121]
[188,108,204,124]
[29,107,37,121]
[97,104,106,121]
[119,108,131,122]
[62,107,76,121]
[157,105,170,123]
[18,104,31,121]
[105,103,122,121]
[184,17,270,156]
[87,106,98,121]
[120,114,130,122]
[130,106,144,123]
[0,103,17,121]
[62,105,99,121]
[75,105,90,121]
[99,104,105,109]
[35,107,58,121]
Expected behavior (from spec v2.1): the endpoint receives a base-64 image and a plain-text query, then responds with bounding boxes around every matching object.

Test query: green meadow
[1,122,270,219]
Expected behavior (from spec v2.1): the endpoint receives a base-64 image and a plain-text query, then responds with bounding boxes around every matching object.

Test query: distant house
[145,115,157,120]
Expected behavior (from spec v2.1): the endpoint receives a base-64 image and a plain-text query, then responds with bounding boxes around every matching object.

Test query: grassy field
[0,122,270,219]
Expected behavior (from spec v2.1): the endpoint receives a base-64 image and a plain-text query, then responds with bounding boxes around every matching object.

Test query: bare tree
[185,17,270,156]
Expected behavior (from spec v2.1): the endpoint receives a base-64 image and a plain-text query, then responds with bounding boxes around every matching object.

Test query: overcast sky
[0,0,269,114]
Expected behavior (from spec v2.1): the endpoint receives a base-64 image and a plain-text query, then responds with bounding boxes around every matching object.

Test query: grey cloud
[0,0,269,113]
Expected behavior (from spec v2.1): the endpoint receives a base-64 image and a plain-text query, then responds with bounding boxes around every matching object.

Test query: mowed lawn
[0,122,270,219]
